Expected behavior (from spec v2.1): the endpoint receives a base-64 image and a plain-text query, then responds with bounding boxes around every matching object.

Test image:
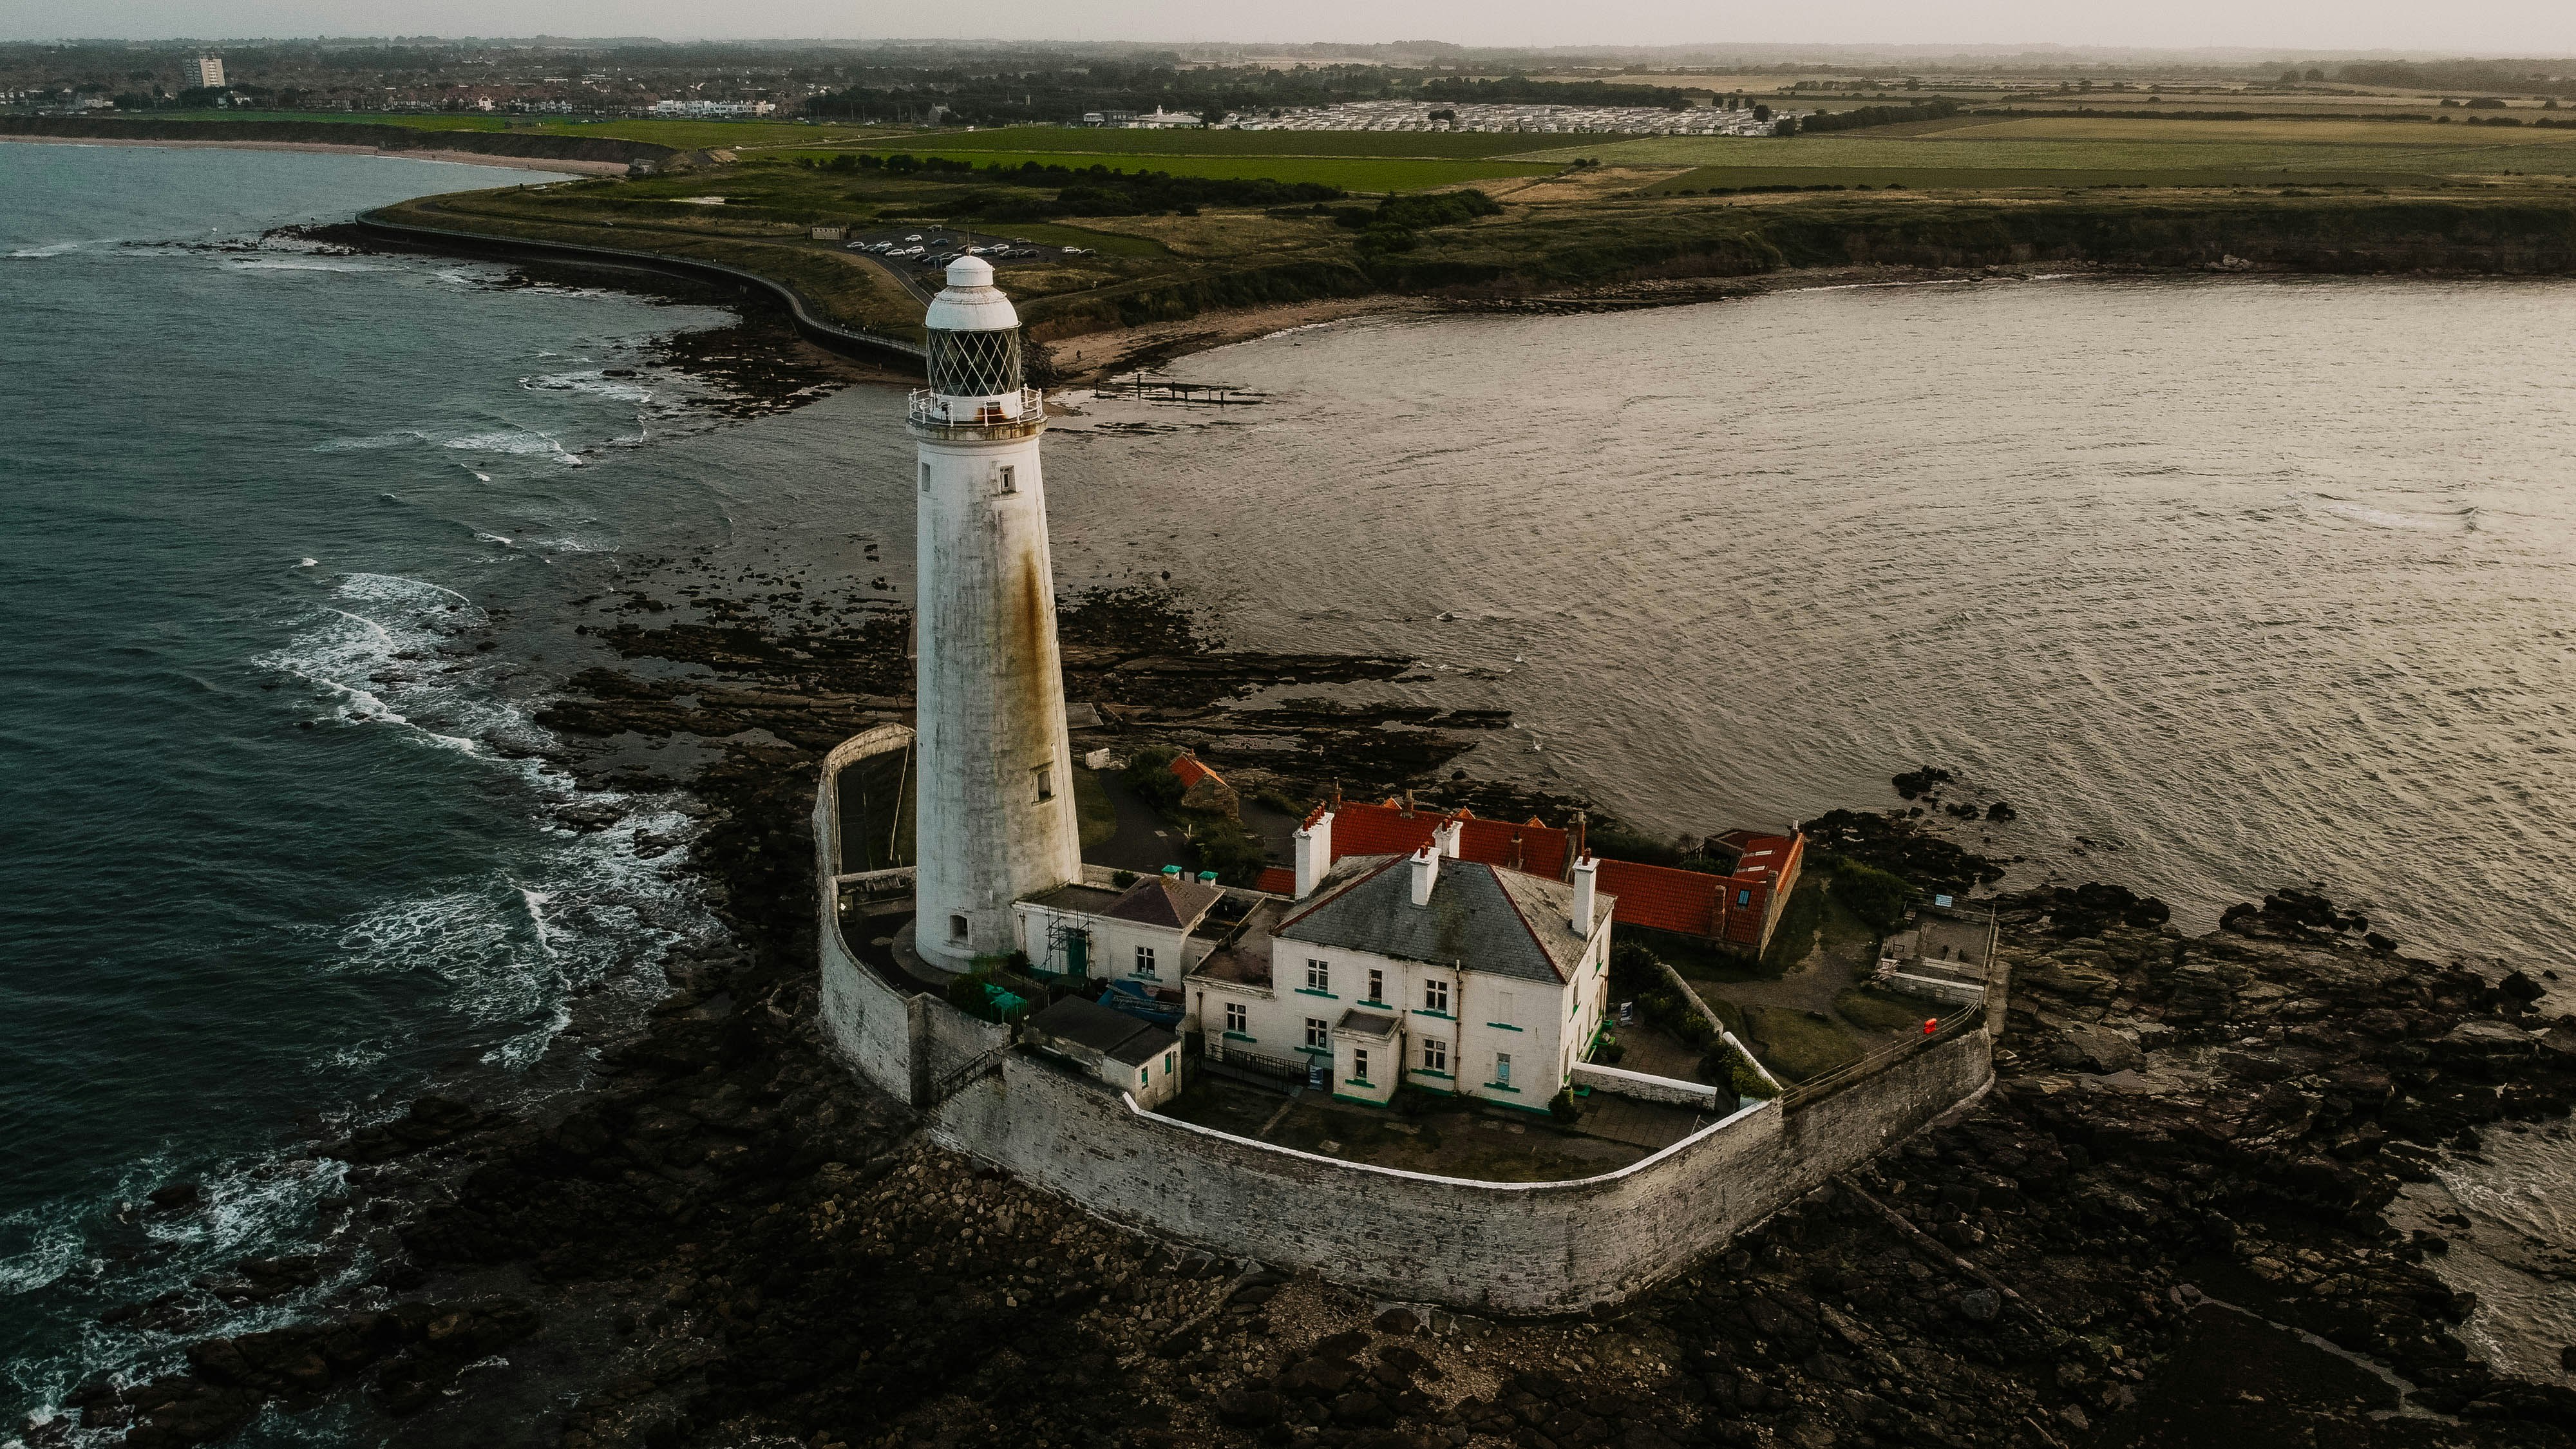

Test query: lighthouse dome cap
[924,254,1019,332]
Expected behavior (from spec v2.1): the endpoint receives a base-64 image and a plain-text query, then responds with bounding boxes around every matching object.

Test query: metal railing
[928,1041,1011,1102]
[1780,1010,1981,1110]
[906,387,1045,433]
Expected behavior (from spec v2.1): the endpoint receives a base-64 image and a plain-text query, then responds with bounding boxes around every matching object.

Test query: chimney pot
[1294,809,1335,899]
[1571,855,1600,936]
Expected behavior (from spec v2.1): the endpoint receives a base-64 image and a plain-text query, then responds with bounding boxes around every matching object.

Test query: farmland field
[814,147,1553,191]
[1634,166,2447,193]
[829,124,1555,158]
[1518,117,2576,181]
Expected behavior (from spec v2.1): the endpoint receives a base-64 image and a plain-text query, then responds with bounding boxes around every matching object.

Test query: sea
[3,142,2569,1438]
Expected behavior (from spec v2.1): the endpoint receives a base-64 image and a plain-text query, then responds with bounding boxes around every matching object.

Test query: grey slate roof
[1101,874,1224,930]
[1274,855,1605,986]
[1029,995,1178,1066]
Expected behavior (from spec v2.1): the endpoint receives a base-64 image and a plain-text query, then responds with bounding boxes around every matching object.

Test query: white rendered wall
[912,426,1082,973]
[1205,941,1577,1107]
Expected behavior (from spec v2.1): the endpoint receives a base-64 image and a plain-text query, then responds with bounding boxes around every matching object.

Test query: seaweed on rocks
[1803,807,2007,896]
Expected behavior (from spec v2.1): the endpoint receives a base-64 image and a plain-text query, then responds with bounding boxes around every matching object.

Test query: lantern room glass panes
[925,325,1023,397]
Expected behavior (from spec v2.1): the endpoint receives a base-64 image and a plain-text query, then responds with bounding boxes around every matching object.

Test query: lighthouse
[907,255,1081,974]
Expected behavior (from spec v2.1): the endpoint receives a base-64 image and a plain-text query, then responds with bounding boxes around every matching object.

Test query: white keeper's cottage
[1184,819,1615,1109]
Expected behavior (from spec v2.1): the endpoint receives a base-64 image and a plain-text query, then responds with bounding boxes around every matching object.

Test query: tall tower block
[908,256,1081,973]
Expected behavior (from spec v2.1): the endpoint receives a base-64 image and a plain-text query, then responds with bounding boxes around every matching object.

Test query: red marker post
[1922,1018,1938,1036]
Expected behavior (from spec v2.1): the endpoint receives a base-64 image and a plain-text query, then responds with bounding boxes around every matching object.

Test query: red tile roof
[1311,801,1801,944]
[1170,753,1224,790]
[1322,800,1571,878]
[1594,859,1719,936]
[1254,866,1297,895]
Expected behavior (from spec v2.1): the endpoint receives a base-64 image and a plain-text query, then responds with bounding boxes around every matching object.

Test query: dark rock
[146,1182,203,1212]
[1955,1289,2002,1323]
[1277,1359,1354,1397]
[1372,1304,1423,1335]
[1216,1388,1285,1427]
[1331,1388,1394,1427]
[2501,971,2544,1003]
[1313,1329,1373,1360]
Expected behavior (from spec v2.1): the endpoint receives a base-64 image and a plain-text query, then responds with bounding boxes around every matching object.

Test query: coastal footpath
[29,576,2576,1449]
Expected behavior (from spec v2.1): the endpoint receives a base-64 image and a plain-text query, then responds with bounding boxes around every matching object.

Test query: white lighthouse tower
[907,255,1081,974]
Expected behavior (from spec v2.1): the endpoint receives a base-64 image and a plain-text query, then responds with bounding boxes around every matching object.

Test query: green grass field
[1637,166,2443,193]
[971,220,1171,256]
[812,147,1551,192]
[841,124,1557,158]
[1523,115,2576,183]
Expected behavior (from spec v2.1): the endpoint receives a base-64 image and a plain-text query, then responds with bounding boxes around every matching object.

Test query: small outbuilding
[1023,995,1184,1108]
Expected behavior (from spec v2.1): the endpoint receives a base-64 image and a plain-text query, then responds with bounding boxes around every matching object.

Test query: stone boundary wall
[1571,1061,1723,1110]
[815,729,1006,1108]
[927,1025,1990,1314]
[811,737,1994,1312]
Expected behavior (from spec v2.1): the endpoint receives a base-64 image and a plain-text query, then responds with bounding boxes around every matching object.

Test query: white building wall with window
[1010,902,1217,986]
[1196,934,1607,1109]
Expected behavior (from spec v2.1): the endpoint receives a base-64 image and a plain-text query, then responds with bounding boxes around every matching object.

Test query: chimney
[1410,843,1439,907]
[1571,855,1599,936]
[1293,809,1334,898]
[1434,817,1463,859]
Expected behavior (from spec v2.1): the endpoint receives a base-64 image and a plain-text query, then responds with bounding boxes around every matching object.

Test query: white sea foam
[523,370,653,404]
[314,430,428,453]
[474,531,515,547]
[444,430,572,460]
[228,258,384,274]
[7,241,82,259]
[295,557,319,568]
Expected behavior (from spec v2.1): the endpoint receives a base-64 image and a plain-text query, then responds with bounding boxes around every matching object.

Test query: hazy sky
[4,0,2572,55]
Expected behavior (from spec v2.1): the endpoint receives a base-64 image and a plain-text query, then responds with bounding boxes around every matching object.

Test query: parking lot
[844,225,1088,274]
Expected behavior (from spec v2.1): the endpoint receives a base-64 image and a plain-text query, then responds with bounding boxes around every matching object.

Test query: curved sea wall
[354,214,927,370]
[811,734,1994,1313]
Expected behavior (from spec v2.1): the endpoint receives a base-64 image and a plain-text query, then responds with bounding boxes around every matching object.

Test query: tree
[1752,103,1772,122]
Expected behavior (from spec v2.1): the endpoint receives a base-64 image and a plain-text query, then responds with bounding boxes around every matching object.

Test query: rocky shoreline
[23,566,2576,1449]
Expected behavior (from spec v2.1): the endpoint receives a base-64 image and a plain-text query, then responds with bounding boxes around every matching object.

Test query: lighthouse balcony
[907,386,1047,439]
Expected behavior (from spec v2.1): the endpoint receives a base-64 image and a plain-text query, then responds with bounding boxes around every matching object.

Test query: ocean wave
[6,241,84,259]
[1,1150,362,1428]
[227,258,384,274]
[2306,494,2477,533]
[444,430,569,459]
[313,430,428,453]
[522,370,654,404]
